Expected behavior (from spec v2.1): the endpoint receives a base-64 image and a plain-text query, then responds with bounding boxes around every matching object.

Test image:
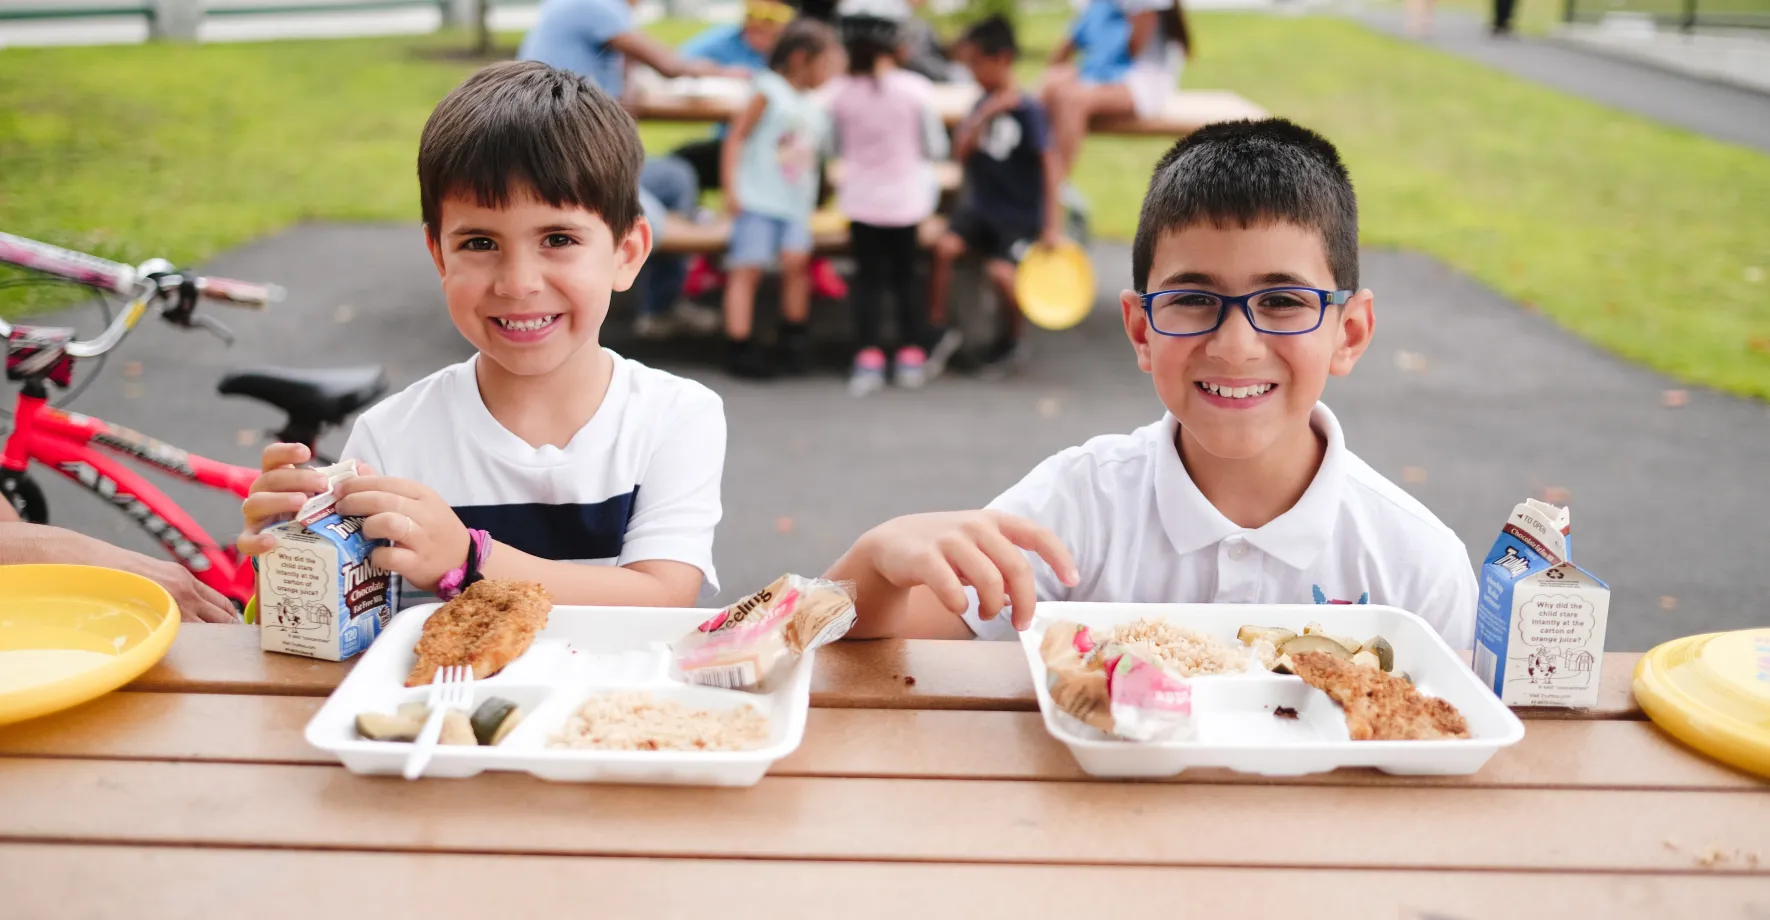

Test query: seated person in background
[240,63,726,608]
[0,505,238,622]
[520,0,744,339]
[824,119,1477,650]
[1042,0,1192,183]
[719,19,841,380]
[928,15,1064,377]
[826,5,952,396]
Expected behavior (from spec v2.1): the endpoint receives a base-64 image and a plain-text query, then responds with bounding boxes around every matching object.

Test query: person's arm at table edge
[608,30,736,79]
[0,522,239,622]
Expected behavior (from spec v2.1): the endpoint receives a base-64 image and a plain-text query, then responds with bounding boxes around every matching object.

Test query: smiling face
[425,188,649,379]
[1120,220,1374,462]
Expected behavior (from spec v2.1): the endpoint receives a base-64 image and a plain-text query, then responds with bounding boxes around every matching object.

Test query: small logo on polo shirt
[1312,585,1369,605]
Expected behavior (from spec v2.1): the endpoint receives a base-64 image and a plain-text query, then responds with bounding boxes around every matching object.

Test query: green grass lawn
[3,13,1768,397]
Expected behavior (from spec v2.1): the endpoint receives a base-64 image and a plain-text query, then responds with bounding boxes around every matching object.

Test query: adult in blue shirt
[520,0,743,337]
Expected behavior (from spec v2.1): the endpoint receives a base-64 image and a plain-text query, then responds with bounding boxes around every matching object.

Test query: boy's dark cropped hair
[958,14,1017,59]
[1131,118,1359,294]
[418,60,644,239]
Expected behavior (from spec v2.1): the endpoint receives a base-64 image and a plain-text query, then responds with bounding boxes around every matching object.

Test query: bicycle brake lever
[191,314,236,346]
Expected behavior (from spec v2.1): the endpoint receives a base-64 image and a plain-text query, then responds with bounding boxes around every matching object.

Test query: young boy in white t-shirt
[825,118,1476,647]
[239,61,724,606]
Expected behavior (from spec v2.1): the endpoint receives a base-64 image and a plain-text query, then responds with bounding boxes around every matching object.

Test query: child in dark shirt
[927,15,1064,375]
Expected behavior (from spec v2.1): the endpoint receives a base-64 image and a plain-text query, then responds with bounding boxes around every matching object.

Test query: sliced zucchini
[1329,635,1364,655]
[1273,653,1296,675]
[1363,636,1395,672]
[439,709,477,746]
[1352,649,1382,670]
[1394,670,1413,685]
[1237,625,1297,647]
[1279,634,1355,660]
[1303,621,1326,636]
[356,711,424,742]
[397,702,430,722]
[471,697,524,746]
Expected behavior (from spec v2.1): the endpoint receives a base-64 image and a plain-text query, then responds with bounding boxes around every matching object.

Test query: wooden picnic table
[627,81,1268,137]
[1,625,1764,919]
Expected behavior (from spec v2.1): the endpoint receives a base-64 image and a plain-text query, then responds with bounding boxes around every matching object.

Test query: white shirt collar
[1152,403,1348,570]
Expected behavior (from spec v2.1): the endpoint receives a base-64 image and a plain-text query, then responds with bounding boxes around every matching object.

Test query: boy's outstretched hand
[832,510,1078,639]
[333,476,471,592]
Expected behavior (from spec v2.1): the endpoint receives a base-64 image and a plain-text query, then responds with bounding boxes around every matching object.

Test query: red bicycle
[0,231,388,611]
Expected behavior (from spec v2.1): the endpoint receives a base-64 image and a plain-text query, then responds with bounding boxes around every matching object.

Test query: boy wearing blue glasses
[824,118,1476,648]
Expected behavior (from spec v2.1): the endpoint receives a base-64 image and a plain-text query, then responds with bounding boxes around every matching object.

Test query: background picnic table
[0,625,1765,919]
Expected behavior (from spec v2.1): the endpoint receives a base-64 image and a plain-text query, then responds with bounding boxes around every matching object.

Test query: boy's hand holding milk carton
[255,460,394,662]
[1474,499,1611,708]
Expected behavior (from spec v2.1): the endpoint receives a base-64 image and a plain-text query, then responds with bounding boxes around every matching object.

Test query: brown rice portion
[1108,618,1257,676]
[549,691,771,752]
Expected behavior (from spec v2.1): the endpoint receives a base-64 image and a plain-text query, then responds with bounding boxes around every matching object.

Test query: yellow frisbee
[0,564,178,727]
[1014,240,1095,331]
[1635,628,1770,780]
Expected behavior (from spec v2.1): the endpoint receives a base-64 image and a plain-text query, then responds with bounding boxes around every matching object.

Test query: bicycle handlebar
[0,230,285,356]
[0,231,137,295]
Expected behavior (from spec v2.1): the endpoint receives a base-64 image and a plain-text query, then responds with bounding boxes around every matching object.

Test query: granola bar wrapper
[1102,644,1196,742]
[1042,628,1194,741]
[671,574,857,692]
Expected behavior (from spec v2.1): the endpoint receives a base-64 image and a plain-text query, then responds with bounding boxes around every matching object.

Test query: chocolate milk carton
[1474,499,1611,708]
[257,461,393,661]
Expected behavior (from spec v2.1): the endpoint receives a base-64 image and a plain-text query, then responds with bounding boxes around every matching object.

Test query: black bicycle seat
[217,366,388,426]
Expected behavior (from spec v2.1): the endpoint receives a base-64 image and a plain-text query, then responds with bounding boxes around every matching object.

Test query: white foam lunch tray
[1020,603,1525,778]
[305,603,812,787]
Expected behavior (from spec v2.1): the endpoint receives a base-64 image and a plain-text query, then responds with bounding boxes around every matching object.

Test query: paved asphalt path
[1356,8,1770,154]
[9,223,1768,650]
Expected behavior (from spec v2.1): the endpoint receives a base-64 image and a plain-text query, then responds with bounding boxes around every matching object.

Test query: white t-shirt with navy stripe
[961,404,1477,649]
[340,350,724,602]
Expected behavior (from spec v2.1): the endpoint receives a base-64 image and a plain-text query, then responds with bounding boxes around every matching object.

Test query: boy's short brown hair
[418,61,644,239]
[1133,118,1359,294]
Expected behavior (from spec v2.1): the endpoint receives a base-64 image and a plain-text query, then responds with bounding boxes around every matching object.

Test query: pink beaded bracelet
[436,528,492,600]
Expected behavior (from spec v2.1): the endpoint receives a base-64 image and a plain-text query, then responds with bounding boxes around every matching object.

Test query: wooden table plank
[5,843,1765,920]
[131,626,1644,719]
[0,693,1751,790]
[3,758,1764,873]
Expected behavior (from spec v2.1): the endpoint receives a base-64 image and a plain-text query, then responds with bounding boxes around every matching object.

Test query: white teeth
[495,315,558,332]
[1198,382,1273,399]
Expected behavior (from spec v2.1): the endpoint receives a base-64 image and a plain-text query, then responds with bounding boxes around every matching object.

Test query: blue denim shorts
[727,211,812,269]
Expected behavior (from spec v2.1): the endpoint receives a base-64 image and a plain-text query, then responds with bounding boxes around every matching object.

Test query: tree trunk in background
[475,0,492,56]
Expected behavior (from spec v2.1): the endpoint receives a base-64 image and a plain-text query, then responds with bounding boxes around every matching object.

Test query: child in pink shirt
[826,10,953,397]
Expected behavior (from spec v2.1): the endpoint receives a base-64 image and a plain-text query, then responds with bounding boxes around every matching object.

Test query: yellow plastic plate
[0,564,178,727]
[1014,240,1095,331]
[1634,628,1770,780]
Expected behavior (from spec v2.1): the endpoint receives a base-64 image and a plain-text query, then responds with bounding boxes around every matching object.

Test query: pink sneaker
[849,347,887,397]
[894,345,928,389]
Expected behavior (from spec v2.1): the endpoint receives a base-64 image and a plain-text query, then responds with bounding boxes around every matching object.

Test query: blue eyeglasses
[1138,287,1353,337]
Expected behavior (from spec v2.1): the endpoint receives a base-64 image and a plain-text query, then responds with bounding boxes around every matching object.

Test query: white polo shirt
[963,404,1477,648]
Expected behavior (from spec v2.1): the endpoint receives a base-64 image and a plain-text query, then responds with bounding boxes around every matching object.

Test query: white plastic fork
[403,665,475,780]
